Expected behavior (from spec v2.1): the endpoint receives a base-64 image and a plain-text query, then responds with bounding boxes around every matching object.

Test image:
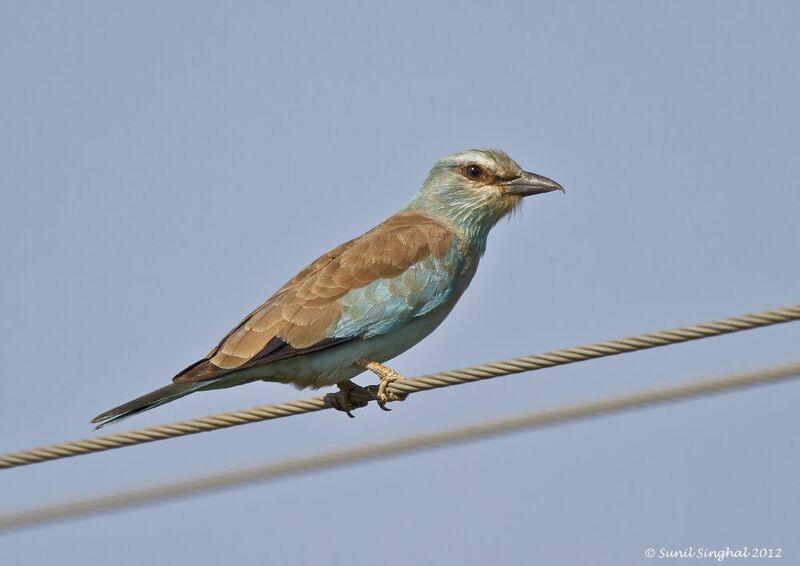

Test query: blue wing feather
[331,242,463,339]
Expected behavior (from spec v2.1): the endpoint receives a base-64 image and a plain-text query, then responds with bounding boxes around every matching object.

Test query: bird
[92,149,563,427]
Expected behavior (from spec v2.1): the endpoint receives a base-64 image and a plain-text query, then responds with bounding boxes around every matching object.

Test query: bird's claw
[355,358,408,412]
[332,381,370,417]
[376,374,407,411]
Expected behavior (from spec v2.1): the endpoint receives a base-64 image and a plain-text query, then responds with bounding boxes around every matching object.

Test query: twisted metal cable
[1,304,798,470]
[2,361,799,532]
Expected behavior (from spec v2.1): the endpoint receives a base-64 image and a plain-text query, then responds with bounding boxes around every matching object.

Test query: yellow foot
[333,380,370,418]
[356,358,408,411]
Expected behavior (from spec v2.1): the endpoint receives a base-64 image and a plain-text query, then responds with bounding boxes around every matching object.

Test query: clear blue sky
[1,2,798,564]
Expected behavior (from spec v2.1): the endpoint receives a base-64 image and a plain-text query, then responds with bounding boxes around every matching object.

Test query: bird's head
[405,149,563,243]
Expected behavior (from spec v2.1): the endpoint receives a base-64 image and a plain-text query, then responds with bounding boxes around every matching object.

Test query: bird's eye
[462,164,484,180]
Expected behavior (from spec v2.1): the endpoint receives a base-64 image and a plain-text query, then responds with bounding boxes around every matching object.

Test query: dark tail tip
[91,382,205,429]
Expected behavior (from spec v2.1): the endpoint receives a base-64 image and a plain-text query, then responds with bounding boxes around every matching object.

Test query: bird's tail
[91,381,210,429]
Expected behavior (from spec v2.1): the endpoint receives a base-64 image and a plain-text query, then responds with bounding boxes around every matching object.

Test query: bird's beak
[501,171,565,196]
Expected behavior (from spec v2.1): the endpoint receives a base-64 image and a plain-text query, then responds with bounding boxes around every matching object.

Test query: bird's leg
[356,358,407,411]
[333,380,370,418]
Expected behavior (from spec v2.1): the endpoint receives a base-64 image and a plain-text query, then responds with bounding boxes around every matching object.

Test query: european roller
[92,149,563,427]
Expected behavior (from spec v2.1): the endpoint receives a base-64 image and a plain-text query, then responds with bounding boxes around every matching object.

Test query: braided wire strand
[2,361,799,532]
[1,304,798,470]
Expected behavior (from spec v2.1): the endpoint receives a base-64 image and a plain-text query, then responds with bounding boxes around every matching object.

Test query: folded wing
[173,212,459,383]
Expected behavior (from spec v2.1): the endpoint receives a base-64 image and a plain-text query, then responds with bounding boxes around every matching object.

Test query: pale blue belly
[252,295,457,388]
